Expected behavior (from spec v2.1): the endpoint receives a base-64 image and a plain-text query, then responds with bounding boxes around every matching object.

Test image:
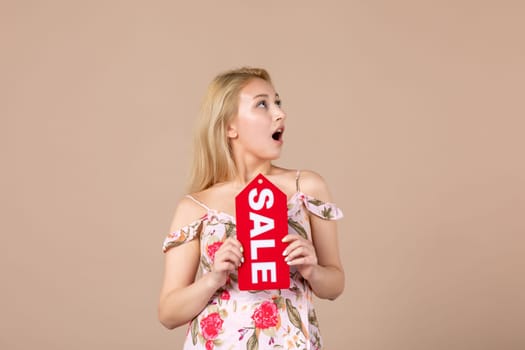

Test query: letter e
[252,262,277,283]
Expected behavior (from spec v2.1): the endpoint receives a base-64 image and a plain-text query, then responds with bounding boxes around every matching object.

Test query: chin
[268,152,282,160]
[259,154,281,162]
[254,147,282,161]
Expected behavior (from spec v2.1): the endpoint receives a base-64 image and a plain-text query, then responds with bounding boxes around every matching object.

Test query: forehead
[239,78,276,99]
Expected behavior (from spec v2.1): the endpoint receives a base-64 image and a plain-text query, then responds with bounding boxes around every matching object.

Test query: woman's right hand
[208,237,244,288]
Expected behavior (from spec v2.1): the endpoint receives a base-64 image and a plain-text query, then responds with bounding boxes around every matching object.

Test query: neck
[231,157,274,188]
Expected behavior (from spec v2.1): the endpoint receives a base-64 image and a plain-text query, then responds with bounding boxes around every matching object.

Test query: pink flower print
[207,242,223,262]
[252,300,279,329]
[220,290,230,301]
[200,312,223,340]
[205,340,214,350]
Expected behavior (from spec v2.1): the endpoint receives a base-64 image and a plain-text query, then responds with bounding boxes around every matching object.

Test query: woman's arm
[283,170,345,300]
[158,198,243,329]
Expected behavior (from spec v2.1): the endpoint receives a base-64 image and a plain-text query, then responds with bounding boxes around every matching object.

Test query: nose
[274,108,286,121]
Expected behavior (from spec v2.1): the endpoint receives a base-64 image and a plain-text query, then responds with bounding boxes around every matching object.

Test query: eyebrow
[253,93,280,100]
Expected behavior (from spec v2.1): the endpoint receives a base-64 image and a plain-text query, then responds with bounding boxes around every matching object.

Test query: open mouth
[272,129,283,141]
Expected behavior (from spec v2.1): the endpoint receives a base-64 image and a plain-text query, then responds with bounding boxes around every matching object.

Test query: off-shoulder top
[162,171,343,350]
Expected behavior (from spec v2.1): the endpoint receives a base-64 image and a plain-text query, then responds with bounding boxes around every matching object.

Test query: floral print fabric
[162,191,343,350]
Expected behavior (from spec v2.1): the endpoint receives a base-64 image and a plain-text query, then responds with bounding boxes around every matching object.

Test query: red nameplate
[236,174,289,290]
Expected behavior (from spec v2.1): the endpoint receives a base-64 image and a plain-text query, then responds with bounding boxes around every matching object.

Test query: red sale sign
[236,174,289,290]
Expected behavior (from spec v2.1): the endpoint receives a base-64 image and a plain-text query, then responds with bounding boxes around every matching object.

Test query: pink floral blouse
[162,191,343,350]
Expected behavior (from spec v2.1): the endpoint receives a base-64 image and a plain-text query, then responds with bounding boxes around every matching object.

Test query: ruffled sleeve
[299,193,344,220]
[162,216,205,253]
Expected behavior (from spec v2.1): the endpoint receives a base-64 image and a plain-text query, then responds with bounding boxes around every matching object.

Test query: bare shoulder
[297,169,333,202]
[269,166,302,196]
[169,194,208,232]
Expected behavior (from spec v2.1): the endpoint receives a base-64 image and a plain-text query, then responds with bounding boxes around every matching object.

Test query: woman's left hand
[282,234,318,280]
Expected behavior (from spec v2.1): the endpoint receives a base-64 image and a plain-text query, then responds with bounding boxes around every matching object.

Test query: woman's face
[228,78,287,160]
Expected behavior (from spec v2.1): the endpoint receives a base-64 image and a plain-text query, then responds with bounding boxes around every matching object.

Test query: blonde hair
[188,67,272,193]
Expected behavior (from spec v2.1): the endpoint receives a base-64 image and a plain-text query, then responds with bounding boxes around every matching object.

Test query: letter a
[249,212,274,238]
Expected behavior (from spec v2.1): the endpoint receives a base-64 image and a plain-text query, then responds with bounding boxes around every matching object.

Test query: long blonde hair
[188,67,272,193]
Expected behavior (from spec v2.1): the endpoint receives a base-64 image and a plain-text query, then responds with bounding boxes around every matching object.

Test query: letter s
[248,188,274,210]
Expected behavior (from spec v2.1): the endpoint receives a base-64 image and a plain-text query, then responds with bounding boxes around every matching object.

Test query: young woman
[159,67,344,350]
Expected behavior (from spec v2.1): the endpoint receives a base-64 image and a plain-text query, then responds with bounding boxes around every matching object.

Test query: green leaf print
[247,331,258,350]
[308,198,324,206]
[308,308,319,328]
[285,298,305,336]
[208,304,219,314]
[321,206,333,219]
[287,218,308,239]
[312,332,322,349]
[200,255,212,272]
[219,309,228,319]
[191,317,198,345]
[273,296,284,310]
[225,222,236,238]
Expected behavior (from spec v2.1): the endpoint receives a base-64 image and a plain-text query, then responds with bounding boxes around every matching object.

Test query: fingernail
[241,257,245,263]
[282,250,287,256]
[240,246,244,253]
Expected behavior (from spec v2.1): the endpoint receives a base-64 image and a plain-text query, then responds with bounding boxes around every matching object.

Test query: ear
[227,123,238,139]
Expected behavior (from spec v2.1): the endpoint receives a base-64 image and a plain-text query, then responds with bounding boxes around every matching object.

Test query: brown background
[2,1,524,349]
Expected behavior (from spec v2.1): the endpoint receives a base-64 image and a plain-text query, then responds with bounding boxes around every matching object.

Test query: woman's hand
[209,237,244,288]
[282,234,318,281]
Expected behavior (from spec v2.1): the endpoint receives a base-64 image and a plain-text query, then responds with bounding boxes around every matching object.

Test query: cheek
[237,117,266,139]
[239,126,263,144]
